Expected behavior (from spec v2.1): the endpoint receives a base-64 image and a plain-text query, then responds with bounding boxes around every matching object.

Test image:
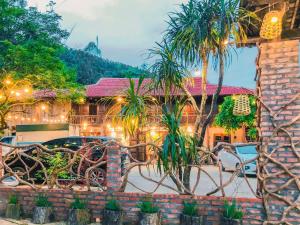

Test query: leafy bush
[183,201,198,216]
[8,194,18,205]
[70,197,87,210]
[223,200,243,220]
[138,199,159,214]
[35,194,52,207]
[105,199,121,211]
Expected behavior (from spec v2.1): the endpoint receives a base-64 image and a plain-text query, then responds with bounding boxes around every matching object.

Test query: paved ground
[125,165,258,198]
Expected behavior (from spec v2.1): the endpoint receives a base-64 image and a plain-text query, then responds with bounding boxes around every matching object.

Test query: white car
[218,144,258,175]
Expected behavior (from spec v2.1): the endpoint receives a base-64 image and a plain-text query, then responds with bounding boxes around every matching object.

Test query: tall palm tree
[150,0,257,191]
[165,0,219,137]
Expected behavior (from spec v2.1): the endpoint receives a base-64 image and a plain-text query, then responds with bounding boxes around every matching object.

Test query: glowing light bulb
[41,104,46,110]
[5,79,11,85]
[187,126,193,134]
[15,92,20,97]
[24,88,29,93]
[271,16,279,23]
[150,130,157,138]
[117,97,123,103]
[224,39,229,45]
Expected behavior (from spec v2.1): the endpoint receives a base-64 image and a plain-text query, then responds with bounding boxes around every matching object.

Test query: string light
[41,104,46,111]
[117,97,124,103]
[15,92,20,97]
[5,79,11,85]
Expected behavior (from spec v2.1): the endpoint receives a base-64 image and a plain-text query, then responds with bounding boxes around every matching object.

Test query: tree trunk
[195,54,208,137]
[198,48,224,147]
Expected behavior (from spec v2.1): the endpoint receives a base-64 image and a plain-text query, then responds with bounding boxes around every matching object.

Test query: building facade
[5,77,253,153]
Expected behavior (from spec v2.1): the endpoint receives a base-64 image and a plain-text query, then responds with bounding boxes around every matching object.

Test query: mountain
[61,47,146,85]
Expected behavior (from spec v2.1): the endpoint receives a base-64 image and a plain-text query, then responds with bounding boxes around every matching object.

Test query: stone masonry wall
[258,40,300,224]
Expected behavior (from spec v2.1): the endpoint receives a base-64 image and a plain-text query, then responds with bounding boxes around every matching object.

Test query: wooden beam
[290,0,300,29]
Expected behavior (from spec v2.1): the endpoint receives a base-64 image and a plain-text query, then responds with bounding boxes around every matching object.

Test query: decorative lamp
[233,95,251,116]
[260,10,284,40]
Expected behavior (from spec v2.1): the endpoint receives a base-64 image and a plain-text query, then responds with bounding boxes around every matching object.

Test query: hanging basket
[233,95,251,116]
[260,10,283,40]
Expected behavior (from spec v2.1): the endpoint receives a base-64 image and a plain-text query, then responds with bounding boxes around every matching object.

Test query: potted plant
[68,197,91,225]
[138,198,161,225]
[32,194,53,224]
[5,194,20,219]
[102,199,124,225]
[180,201,204,225]
[221,200,243,225]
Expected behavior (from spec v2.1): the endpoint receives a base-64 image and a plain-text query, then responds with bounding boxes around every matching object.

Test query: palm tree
[150,0,257,191]
[165,0,257,142]
[165,0,219,137]
[105,77,156,160]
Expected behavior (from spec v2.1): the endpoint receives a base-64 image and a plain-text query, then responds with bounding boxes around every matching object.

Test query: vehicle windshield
[0,137,13,144]
[236,145,257,154]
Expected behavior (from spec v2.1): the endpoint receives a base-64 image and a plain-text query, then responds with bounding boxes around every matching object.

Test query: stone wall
[258,40,300,224]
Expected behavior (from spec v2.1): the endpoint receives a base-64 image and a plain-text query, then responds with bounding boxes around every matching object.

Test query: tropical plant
[70,197,87,210]
[8,194,18,205]
[105,199,121,211]
[150,0,257,192]
[138,199,159,214]
[35,194,52,208]
[214,96,257,139]
[223,200,243,220]
[183,201,198,216]
[105,76,156,139]
[158,101,197,191]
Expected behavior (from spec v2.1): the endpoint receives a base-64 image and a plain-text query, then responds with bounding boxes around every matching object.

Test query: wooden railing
[69,113,198,125]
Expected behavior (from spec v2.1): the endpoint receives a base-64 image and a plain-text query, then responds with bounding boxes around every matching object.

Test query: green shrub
[70,197,87,210]
[183,201,198,216]
[138,199,159,214]
[8,194,18,205]
[105,199,121,211]
[223,200,243,220]
[35,194,52,207]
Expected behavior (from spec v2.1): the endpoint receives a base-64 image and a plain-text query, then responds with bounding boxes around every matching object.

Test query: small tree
[105,77,156,160]
[214,96,257,140]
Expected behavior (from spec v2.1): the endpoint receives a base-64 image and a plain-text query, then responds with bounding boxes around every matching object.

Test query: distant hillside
[61,47,145,85]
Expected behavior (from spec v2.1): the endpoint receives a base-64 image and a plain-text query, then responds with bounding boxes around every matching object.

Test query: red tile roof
[86,77,253,97]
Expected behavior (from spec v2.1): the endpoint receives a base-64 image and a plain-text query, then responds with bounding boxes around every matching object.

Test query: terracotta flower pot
[102,209,124,225]
[180,214,204,225]
[68,208,91,225]
[32,206,52,224]
[5,203,21,219]
[220,216,242,225]
[139,212,161,225]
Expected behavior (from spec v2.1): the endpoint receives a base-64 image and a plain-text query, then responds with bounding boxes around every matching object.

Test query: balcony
[69,113,198,126]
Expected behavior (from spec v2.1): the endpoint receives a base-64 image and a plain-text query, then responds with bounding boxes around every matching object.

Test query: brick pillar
[258,40,300,224]
[106,145,122,192]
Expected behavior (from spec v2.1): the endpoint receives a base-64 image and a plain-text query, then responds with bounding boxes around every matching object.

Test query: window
[89,104,98,115]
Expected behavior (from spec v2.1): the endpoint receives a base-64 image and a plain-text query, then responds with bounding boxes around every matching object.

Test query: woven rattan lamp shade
[260,10,283,39]
[233,95,251,116]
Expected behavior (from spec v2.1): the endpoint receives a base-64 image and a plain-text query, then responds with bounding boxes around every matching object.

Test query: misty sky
[27,0,257,88]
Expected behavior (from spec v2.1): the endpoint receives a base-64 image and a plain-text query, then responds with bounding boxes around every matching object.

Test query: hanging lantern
[260,10,283,40]
[233,95,251,116]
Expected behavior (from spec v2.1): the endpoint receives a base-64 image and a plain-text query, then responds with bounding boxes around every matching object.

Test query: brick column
[258,40,300,224]
[106,145,122,192]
